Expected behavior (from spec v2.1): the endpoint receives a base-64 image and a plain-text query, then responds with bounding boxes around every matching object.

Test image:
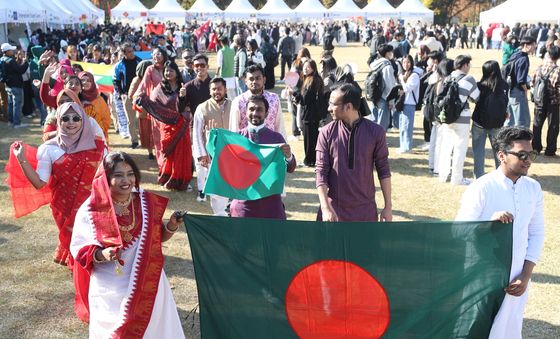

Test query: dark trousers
[423,116,431,142]
[291,102,300,136]
[532,103,559,155]
[280,55,293,80]
[302,121,319,166]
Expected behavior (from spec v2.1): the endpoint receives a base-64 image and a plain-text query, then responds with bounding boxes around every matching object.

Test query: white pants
[196,161,229,216]
[438,122,470,184]
[429,122,441,171]
[195,162,208,192]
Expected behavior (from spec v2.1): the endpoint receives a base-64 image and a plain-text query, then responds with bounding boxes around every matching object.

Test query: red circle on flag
[285,260,390,339]
[217,144,262,189]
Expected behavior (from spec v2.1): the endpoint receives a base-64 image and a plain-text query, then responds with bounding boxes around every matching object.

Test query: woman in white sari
[70,151,185,338]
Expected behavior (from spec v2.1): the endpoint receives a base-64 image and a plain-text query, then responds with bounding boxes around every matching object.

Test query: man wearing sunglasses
[456,126,544,339]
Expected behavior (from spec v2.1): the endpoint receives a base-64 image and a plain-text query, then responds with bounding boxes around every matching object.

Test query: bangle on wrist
[93,249,104,263]
[18,159,27,164]
[164,222,179,234]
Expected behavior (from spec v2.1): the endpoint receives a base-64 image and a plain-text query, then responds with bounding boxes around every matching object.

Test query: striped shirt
[451,70,480,124]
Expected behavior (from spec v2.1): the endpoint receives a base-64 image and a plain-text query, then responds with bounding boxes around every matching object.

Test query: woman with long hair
[472,60,509,178]
[287,47,312,140]
[78,71,112,141]
[293,59,325,167]
[129,60,155,159]
[134,47,169,165]
[70,152,184,337]
[246,39,266,68]
[396,55,421,153]
[138,61,193,190]
[9,102,107,268]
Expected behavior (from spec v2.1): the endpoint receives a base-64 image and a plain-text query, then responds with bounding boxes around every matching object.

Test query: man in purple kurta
[230,95,296,219]
[316,84,392,222]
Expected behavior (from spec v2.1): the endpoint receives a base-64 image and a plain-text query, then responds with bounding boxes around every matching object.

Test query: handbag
[359,97,372,117]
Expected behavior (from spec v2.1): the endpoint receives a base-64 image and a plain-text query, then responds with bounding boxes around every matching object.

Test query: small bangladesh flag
[204,128,287,200]
[185,215,512,338]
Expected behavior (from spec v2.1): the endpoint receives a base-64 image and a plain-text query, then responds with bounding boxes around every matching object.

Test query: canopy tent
[149,0,187,22]
[26,0,73,25]
[1,1,45,24]
[293,0,329,19]
[223,0,258,20]
[364,0,398,21]
[396,0,433,23]
[257,0,295,21]
[75,0,106,24]
[327,0,363,19]
[50,0,105,25]
[480,0,560,28]
[111,0,150,22]
[186,0,224,21]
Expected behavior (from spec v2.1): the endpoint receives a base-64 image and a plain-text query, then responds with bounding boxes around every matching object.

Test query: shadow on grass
[530,174,560,196]
[523,318,560,338]
[393,209,440,222]
[179,306,201,338]
[0,237,7,245]
[0,223,22,233]
[165,254,195,280]
[531,273,560,284]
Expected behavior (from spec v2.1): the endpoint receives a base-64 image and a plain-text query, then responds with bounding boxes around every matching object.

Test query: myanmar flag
[71,61,114,93]
[185,215,512,338]
[204,128,287,200]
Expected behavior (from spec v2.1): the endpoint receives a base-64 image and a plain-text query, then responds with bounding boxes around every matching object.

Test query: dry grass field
[0,43,558,338]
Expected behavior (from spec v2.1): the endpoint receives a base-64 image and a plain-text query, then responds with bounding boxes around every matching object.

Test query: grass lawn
[0,43,558,338]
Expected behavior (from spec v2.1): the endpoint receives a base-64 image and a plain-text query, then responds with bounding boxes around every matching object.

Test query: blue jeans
[373,98,390,130]
[507,88,530,128]
[6,86,23,126]
[32,85,47,125]
[399,104,415,151]
[472,124,500,178]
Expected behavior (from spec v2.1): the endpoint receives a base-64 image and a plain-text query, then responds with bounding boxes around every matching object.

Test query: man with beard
[456,127,544,339]
[192,78,231,214]
[229,64,286,138]
[230,95,296,219]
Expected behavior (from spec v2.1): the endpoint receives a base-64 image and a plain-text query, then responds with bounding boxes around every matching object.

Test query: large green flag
[204,128,286,200]
[185,215,512,338]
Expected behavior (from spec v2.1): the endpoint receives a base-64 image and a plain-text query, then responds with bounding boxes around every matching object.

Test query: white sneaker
[13,123,28,129]
[420,142,430,151]
[452,178,472,186]
[187,184,194,192]
[288,135,299,142]
[396,149,411,154]
[196,191,207,202]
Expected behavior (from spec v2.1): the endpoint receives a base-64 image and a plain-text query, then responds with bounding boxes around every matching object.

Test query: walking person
[396,55,421,153]
[505,36,536,127]
[1,43,29,128]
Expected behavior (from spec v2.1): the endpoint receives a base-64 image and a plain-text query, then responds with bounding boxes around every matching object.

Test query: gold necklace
[118,198,136,242]
[114,194,132,217]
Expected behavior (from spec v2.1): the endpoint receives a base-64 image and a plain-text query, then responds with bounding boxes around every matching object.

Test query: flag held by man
[204,128,287,200]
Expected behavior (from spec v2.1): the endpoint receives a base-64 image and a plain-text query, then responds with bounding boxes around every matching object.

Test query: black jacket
[1,56,28,88]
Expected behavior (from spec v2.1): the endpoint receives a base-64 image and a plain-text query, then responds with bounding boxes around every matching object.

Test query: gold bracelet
[164,222,179,234]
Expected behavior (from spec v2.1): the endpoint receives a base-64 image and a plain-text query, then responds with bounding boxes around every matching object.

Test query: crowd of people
[2,16,550,338]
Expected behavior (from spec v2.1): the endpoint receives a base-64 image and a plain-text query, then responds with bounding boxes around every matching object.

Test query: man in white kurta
[456,127,545,339]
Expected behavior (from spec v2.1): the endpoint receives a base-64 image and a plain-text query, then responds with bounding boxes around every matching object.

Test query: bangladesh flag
[185,215,512,338]
[204,128,287,200]
[71,61,114,93]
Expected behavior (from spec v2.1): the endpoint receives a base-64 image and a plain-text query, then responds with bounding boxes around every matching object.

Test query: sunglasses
[61,115,82,123]
[193,63,207,68]
[505,150,538,161]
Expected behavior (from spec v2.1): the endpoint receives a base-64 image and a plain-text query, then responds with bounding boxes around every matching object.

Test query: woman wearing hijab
[70,152,185,338]
[78,71,112,140]
[129,60,155,159]
[138,61,192,190]
[134,47,169,165]
[9,102,107,268]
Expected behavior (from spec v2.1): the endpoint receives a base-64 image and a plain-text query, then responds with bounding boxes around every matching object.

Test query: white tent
[363,0,397,21]
[294,0,329,19]
[257,0,295,21]
[76,0,106,24]
[28,0,73,25]
[186,0,224,21]
[111,0,149,22]
[396,0,433,23]
[2,1,45,24]
[480,0,560,28]
[328,0,363,19]
[149,0,187,22]
[50,0,103,25]
[223,0,258,20]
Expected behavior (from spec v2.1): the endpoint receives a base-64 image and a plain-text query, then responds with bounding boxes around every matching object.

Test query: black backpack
[416,70,431,111]
[0,57,6,83]
[472,82,508,129]
[435,74,467,124]
[532,66,557,107]
[365,61,390,103]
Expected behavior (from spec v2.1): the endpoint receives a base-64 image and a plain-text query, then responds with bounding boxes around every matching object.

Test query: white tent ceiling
[480,0,560,28]
[257,0,295,21]
[111,0,149,21]
[364,0,397,20]
[223,0,258,19]
[149,0,187,20]
[396,0,433,23]
[186,0,224,20]
[328,0,363,19]
[1,1,45,23]
[294,0,329,19]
